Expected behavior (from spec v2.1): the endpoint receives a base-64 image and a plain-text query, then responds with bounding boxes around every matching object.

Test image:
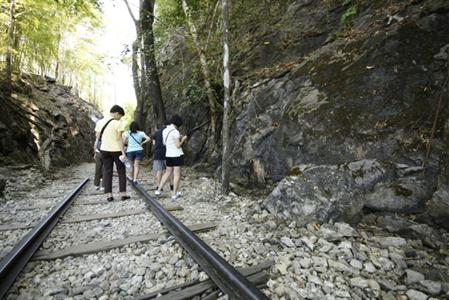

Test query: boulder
[347,159,392,191]
[364,177,434,213]
[263,164,364,226]
[426,185,449,230]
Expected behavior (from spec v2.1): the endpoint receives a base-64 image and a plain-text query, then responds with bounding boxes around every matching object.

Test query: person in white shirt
[155,114,187,200]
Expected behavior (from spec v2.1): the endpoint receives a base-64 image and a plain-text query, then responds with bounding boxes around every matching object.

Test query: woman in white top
[155,114,187,200]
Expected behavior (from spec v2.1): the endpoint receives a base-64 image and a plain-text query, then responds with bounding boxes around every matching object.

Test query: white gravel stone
[406,269,426,284]
[1,163,448,300]
[406,289,429,300]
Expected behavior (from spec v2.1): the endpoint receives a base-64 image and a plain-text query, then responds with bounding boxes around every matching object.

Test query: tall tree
[5,0,16,96]
[221,0,231,193]
[123,0,145,126]
[141,0,166,131]
[181,0,221,155]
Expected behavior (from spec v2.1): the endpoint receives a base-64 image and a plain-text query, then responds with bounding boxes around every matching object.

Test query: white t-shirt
[162,124,184,157]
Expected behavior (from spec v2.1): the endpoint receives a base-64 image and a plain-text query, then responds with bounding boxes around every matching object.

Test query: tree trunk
[141,0,166,132]
[221,0,231,193]
[139,3,148,129]
[132,38,143,121]
[5,0,16,96]
[123,0,146,128]
[54,34,61,80]
[181,0,221,154]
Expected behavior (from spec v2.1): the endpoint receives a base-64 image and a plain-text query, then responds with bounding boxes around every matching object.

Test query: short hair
[130,121,140,133]
[170,114,183,127]
[110,105,125,116]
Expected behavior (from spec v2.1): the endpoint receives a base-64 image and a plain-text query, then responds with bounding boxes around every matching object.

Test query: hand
[181,135,188,142]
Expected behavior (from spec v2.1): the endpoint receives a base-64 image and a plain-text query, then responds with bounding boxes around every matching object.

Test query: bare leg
[158,167,173,191]
[128,160,134,179]
[133,160,140,180]
[156,170,163,186]
[173,166,181,194]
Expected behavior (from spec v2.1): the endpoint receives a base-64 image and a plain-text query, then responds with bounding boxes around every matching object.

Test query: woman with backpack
[123,121,151,185]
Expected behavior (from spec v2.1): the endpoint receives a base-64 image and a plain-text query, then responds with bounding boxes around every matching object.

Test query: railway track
[0,169,271,299]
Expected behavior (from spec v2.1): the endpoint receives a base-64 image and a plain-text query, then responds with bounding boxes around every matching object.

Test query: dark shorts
[166,156,184,167]
[127,150,144,161]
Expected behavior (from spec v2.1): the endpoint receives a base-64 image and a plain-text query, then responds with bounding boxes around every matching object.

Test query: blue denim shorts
[127,150,144,161]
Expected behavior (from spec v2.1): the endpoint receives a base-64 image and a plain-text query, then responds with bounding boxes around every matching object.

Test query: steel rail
[0,178,89,298]
[132,184,269,300]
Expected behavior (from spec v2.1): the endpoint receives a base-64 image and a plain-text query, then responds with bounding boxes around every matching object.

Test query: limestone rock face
[158,0,449,224]
[0,74,97,169]
[160,0,449,181]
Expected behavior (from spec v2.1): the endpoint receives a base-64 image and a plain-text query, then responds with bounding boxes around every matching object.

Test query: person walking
[123,121,150,185]
[152,122,172,189]
[155,114,187,200]
[95,105,130,202]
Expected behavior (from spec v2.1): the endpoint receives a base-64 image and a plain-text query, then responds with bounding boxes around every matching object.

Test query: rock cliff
[0,74,97,169]
[159,0,449,225]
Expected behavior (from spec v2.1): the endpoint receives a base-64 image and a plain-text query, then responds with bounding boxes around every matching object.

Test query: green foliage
[154,0,185,49]
[181,79,207,110]
[340,3,358,25]
[0,0,102,103]
[122,102,136,130]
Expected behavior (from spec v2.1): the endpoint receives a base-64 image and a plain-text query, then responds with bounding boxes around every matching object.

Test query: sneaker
[171,192,181,200]
[127,175,133,181]
[94,185,101,191]
[133,180,138,185]
[100,187,104,191]
[155,190,161,196]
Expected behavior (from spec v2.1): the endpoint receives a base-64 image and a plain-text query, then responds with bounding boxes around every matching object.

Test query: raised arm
[141,133,151,145]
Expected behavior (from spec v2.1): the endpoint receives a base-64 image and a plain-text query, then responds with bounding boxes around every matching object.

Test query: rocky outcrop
[0,74,97,169]
[264,164,364,226]
[159,1,449,225]
[229,0,449,183]
[264,159,439,225]
[426,185,449,230]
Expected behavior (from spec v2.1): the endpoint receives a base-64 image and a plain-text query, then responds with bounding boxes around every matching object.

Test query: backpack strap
[164,129,176,145]
[129,132,141,145]
[99,118,114,141]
